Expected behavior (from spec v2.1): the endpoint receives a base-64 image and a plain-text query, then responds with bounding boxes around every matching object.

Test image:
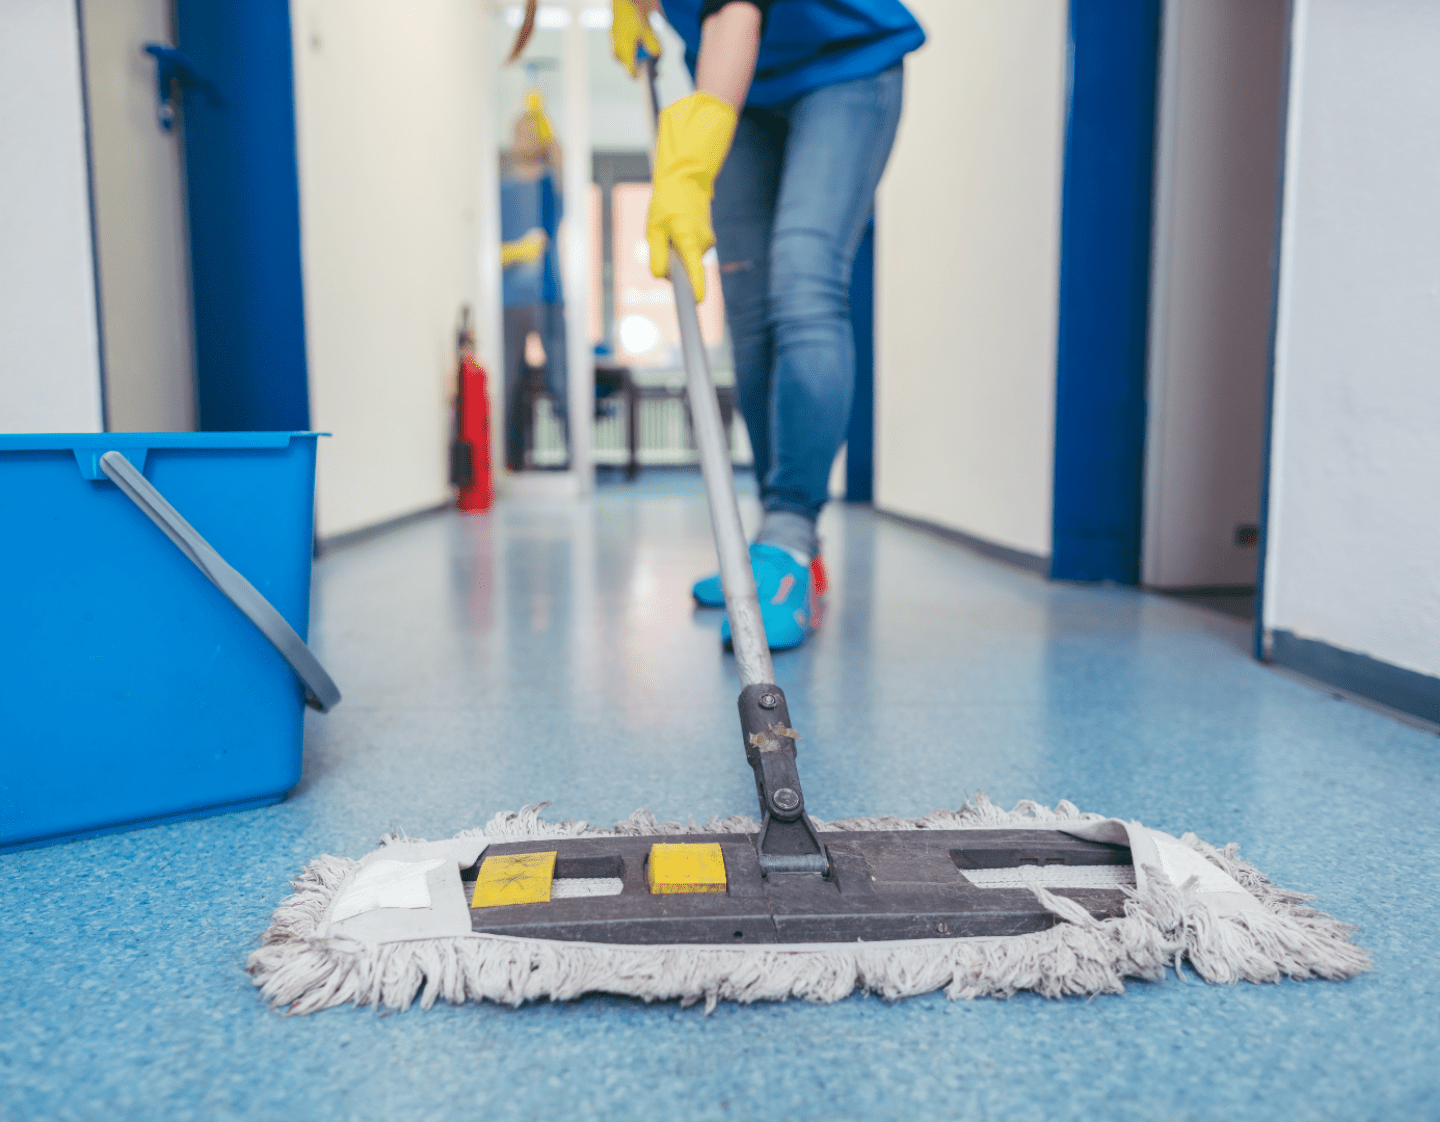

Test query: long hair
[506,0,538,64]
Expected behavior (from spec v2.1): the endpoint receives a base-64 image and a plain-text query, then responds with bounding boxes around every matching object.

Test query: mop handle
[643,59,775,688]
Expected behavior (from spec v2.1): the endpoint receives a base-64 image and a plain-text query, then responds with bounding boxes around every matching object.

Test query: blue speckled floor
[3,473,1437,1121]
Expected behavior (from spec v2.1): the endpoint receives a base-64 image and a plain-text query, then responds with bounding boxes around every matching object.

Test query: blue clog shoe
[693,552,828,608]
[719,543,812,651]
[692,569,725,608]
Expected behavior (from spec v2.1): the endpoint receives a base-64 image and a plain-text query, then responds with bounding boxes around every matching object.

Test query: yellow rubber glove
[524,89,554,144]
[500,228,548,268]
[611,0,661,79]
[646,92,737,301]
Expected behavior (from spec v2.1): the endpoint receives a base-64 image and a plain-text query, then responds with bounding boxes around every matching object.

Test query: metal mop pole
[671,262,775,687]
[643,59,773,690]
[642,60,826,874]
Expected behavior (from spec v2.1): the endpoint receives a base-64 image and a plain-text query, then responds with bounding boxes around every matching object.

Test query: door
[80,0,196,432]
[1141,0,1288,593]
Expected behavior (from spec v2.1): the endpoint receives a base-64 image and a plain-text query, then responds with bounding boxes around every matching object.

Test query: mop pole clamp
[738,684,829,875]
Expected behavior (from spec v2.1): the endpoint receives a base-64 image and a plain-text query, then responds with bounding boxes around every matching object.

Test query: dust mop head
[248,796,1369,1014]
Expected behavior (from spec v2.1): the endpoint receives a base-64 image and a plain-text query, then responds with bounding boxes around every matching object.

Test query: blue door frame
[845,219,876,503]
[1050,0,1162,583]
[175,0,309,432]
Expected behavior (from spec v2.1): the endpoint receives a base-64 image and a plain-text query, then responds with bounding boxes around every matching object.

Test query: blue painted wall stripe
[1270,631,1440,726]
[74,0,111,431]
[1050,0,1162,583]
[1253,3,1298,659]
[176,0,309,432]
[846,219,876,504]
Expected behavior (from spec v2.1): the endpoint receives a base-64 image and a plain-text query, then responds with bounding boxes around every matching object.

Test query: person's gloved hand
[646,92,737,301]
[501,228,548,268]
[524,89,554,143]
[611,0,661,79]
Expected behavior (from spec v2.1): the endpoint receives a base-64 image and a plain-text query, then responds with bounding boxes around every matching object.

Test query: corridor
[2,473,1434,1121]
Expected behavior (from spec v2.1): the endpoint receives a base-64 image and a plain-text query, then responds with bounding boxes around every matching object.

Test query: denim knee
[767,230,850,333]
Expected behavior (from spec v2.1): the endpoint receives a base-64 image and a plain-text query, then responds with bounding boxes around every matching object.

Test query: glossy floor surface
[3,474,1437,1121]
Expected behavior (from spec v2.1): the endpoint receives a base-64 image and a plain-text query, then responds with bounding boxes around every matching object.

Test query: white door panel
[1142,0,1287,589]
[81,0,195,432]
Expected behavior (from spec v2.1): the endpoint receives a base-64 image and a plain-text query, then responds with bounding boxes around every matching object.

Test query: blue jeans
[712,64,904,520]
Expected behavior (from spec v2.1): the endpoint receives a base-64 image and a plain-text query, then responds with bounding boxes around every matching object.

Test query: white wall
[292,0,490,538]
[874,0,1067,559]
[1264,0,1440,678]
[1142,0,1286,588]
[80,0,196,433]
[0,0,105,434]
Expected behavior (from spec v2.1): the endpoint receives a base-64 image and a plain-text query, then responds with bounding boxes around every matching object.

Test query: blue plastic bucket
[1,432,324,851]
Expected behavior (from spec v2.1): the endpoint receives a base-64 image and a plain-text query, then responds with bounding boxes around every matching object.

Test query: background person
[500,91,570,471]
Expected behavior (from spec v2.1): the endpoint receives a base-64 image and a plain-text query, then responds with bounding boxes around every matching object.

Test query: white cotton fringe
[247,795,1370,1015]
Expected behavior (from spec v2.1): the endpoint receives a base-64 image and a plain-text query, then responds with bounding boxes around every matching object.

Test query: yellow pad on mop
[472,851,556,908]
[647,842,727,894]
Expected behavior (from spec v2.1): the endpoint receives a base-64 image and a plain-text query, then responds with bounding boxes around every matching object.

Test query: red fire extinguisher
[450,308,493,512]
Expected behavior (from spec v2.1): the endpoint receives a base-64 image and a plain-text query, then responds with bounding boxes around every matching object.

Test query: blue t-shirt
[663,0,925,107]
[500,172,563,307]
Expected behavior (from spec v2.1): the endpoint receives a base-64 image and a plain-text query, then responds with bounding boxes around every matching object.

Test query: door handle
[143,43,215,131]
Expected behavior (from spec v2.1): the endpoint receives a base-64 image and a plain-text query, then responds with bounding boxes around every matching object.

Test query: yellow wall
[292,0,494,539]
[875,0,1067,559]
[1263,0,1440,677]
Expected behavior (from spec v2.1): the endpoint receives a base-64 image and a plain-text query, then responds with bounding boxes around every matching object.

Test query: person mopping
[612,0,924,649]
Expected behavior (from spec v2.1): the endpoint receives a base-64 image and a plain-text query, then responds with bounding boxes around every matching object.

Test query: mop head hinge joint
[739,683,830,878]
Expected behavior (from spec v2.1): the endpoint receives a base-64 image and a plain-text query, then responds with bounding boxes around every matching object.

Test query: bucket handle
[99,450,342,713]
